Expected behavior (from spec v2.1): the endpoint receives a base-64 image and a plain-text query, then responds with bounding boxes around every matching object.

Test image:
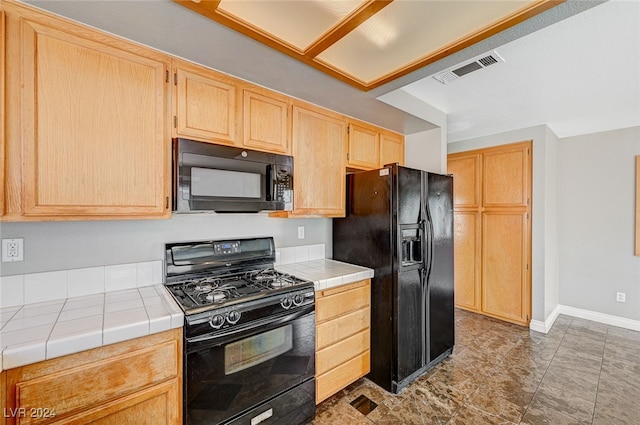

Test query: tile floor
[313,309,640,425]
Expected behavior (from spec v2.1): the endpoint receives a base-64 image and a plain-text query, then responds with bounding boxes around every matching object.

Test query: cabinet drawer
[14,340,178,424]
[316,306,369,350]
[316,282,370,323]
[316,329,369,375]
[316,350,370,404]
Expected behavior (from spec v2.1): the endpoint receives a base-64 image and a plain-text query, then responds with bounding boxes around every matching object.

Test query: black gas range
[164,237,316,425]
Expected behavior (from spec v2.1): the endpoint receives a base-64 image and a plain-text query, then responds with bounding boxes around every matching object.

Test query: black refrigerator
[332,164,454,394]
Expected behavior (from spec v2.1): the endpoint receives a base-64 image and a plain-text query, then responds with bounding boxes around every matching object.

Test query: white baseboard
[529,304,561,334]
[530,304,640,333]
[558,305,640,332]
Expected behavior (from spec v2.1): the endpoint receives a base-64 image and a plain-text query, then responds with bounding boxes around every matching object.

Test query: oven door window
[225,325,292,375]
[191,167,261,199]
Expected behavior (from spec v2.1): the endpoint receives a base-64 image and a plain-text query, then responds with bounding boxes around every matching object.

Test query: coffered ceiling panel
[316,0,540,84]
[174,0,564,91]
[217,0,365,51]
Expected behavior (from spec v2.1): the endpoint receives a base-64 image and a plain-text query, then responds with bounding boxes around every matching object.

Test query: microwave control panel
[274,166,292,202]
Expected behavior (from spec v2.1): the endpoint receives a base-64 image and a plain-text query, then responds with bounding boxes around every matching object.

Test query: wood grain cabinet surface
[2,2,171,221]
[271,102,347,217]
[315,279,371,404]
[0,10,5,217]
[448,141,532,326]
[242,85,290,154]
[0,329,182,425]
[379,131,405,167]
[346,121,405,171]
[347,121,380,170]
[173,60,240,146]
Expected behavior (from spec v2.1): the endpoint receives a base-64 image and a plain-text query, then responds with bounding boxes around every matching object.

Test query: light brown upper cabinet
[346,121,404,171]
[347,121,380,170]
[379,131,405,167]
[173,60,240,146]
[242,85,290,154]
[3,2,171,221]
[0,11,5,218]
[448,141,532,326]
[271,102,346,217]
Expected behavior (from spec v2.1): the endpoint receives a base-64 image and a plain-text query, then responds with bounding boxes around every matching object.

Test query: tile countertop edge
[275,259,374,291]
[0,285,184,372]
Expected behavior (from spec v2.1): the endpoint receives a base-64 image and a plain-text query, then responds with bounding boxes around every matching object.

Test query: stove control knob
[293,294,304,306]
[281,297,293,310]
[227,311,241,324]
[209,315,225,329]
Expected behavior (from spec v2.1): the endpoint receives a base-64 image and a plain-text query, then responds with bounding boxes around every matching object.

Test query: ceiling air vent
[433,51,504,85]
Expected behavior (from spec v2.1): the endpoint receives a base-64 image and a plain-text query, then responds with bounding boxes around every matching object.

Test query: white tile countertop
[0,285,183,372]
[276,259,374,291]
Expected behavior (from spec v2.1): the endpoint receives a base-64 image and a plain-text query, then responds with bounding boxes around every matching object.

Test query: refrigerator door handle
[420,266,427,366]
[425,218,434,281]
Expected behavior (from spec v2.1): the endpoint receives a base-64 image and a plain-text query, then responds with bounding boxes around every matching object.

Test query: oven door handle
[186,305,314,344]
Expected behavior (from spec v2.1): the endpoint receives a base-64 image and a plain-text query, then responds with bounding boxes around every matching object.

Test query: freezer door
[394,167,427,385]
[426,173,455,363]
[333,168,395,390]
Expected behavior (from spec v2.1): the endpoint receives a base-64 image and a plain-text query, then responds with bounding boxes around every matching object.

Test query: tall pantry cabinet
[448,141,532,326]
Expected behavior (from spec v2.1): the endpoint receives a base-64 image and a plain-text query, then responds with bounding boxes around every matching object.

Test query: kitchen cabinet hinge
[173,116,177,128]
[165,70,169,83]
[347,125,350,135]
[174,73,177,85]
[165,196,169,209]
[347,153,350,161]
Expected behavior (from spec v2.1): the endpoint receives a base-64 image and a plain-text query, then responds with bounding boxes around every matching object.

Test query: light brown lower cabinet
[0,329,182,425]
[315,279,370,404]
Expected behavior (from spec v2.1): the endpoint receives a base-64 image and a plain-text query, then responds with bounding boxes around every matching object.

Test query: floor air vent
[433,51,504,84]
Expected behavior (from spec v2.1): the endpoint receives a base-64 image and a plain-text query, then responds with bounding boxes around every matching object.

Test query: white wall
[448,125,559,323]
[558,126,640,321]
[377,88,448,174]
[0,215,331,276]
[405,128,445,174]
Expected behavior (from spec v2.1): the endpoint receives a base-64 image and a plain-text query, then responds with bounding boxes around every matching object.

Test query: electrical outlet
[297,226,305,239]
[616,292,626,303]
[2,238,24,262]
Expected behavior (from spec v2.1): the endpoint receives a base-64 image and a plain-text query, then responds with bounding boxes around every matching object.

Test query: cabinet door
[482,211,530,325]
[483,144,530,208]
[447,153,481,209]
[290,104,346,217]
[55,380,180,425]
[174,61,239,145]
[242,87,290,154]
[453,211,481,312]
[379,131,404,167]
[0,11,5,217]
[20,20,169,218]
[347,122,379,170]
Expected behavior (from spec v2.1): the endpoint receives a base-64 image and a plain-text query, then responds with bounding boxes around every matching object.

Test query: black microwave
[173,138,293,213]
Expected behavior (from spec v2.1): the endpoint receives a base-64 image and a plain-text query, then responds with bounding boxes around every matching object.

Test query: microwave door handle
[265,164,274,201]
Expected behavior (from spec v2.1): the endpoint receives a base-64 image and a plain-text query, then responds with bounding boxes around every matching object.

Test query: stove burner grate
[183,279,240,306]
[244,269,300,289]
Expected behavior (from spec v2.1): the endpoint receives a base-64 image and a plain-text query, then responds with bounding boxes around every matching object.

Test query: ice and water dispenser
[401,226,423,267]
